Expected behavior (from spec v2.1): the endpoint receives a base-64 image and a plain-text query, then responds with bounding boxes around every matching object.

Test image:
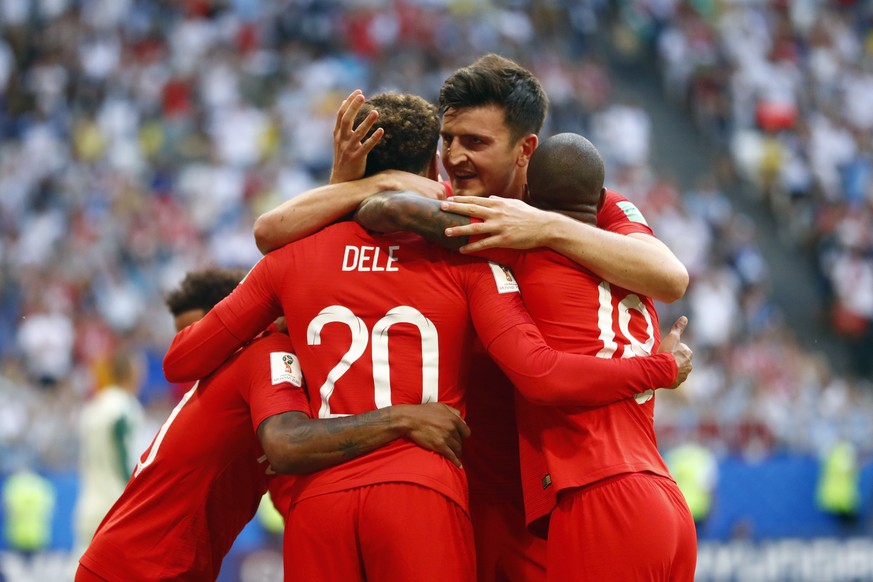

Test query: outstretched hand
[658,316,693,389]
[330,90,383,184]
[440,196,554,253]
[399,403,471,468]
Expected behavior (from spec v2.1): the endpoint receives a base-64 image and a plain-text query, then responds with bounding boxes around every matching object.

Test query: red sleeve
[465,217,518,265]
[462,259,534,346]
[464,261,677,406]
[217,255,286,340]
[163,256,284,383]
[597,189,654,237]
[239,333,310,432]
[469,247,518,266]
[163,313,245,382]
[485,323,677,407]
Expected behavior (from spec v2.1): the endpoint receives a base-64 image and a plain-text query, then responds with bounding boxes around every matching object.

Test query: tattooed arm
[257,403,470,474]
[355,190,471,251]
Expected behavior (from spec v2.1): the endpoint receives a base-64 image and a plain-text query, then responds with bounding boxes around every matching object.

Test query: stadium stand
[1,1,872,579]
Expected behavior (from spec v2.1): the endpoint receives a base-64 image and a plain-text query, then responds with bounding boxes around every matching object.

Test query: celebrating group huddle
[76,54,695,582]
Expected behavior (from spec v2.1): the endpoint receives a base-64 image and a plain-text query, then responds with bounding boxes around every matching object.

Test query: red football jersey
[80,331,309,581]
[463,189,661,527]
[463,339,524,511]
[164,220,676,513]
[490,190,670,528]
[200,223,531,510]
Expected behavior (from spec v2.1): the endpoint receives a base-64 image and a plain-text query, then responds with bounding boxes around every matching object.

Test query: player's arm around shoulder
[356,190,471,251]
[257,403,470,474]
[440,195,689,303]
[542,217,689,304]
[252,328,471,474]
[253,89,447,254]
[252,177,384,254]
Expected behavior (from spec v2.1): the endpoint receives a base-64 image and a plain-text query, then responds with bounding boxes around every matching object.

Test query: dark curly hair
[355,92,440,177]
[165,267,248,316]
[439,53,548,143]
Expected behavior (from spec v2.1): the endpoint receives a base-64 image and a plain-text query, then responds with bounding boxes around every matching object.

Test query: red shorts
[284,482,475,582]
[547,472,697,581]
[470,490,547,582]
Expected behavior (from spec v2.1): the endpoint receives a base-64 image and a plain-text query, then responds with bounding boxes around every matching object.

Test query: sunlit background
[1,1,872,580]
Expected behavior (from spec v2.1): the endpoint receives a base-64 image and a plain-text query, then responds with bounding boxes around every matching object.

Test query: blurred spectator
[665,442,719,527]
[2,468,56,556]
[16,305,74,388]
[73,348,145,554]
[590,96,652,170]
[816,439,861,526]
[687,267,741,350]
[634,0,873,373]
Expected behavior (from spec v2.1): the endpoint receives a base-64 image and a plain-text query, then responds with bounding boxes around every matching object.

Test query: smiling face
[439,104,536,201]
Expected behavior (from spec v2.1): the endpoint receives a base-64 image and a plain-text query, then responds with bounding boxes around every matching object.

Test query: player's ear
[426,154,440,181]
[517,134,538,168]
[596,188,606,213]
[435,150,446,182]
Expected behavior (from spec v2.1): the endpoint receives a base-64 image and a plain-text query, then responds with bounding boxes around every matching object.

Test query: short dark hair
[165,267,247,316]
[526,133,604,225]
[439,53,548,142]
[355,92,440,177]
[528,133,604,204]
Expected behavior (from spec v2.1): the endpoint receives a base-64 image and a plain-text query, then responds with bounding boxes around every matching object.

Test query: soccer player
[251,54,690,582]
[76,267,471,582]
[359,133,698,579]
[162,93,689,582]
[435,59,690,581]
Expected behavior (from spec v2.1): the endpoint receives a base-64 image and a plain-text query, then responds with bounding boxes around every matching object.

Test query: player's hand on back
[658,316,693,389]
[394,403,471,469]
[330,89,383,184]
[441,196,554,253]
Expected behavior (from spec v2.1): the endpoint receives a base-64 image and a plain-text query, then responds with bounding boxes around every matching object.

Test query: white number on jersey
[307,305,439,418]
[594,281,656,404]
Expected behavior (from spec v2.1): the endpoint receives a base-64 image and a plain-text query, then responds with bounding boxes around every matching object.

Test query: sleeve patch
[616,201,649,226]
[270,352,303,386]
[487,262,520,294]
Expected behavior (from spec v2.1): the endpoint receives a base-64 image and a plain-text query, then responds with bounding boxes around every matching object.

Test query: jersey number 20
[308,305,439,418]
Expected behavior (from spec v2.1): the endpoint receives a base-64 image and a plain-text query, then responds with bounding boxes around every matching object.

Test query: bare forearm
[544,215,689,303]
[259,408,409,474]
[440,196,688,301]
[356,192,470,251]
[253,176,390,254]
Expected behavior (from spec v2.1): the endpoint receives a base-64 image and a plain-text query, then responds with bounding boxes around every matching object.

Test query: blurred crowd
[1,0,872,476]
[604,0,873,459]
